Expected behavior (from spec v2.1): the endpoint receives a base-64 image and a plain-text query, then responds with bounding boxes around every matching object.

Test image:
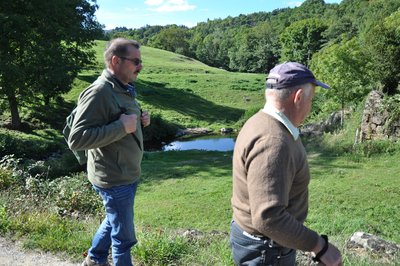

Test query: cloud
[145,0,196,12]
[144,0,165,6]
[287,1,303,7]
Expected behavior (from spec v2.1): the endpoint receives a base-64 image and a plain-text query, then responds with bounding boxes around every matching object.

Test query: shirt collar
[105,70,137,97]
[262,103,299,140]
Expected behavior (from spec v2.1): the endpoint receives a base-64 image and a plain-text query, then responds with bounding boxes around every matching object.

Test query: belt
[242,231,282,247]
[233,221,293,257]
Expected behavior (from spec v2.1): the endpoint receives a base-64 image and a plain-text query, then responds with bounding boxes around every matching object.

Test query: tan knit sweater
[231,110,319,251]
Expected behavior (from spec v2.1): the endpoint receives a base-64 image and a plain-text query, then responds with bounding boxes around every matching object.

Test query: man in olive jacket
[68,38,150,266]
[230,62,342,266]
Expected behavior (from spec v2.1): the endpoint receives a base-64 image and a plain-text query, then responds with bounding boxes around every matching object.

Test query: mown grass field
[0,40,399,265]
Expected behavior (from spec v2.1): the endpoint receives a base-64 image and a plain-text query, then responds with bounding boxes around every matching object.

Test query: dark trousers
[229,220,296,266]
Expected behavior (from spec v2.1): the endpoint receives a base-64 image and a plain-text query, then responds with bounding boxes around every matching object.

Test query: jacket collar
[101,69,137,97]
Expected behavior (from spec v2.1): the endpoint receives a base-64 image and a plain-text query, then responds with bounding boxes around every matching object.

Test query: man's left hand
[141,111,150,127]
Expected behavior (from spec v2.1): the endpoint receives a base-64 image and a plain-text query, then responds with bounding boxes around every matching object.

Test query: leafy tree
[149,26,191,56]
[364,10,400,94]
[323,18,358,44]
[0,0,102,129]
[280,18,328,65]
[195,28,233,68]
[310,38,373,122]
[292,0,329,20]
[228,28,258,72]
[229,23,279,73]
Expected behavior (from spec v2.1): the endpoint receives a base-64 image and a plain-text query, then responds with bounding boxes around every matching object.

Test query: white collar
[262,104,299,140]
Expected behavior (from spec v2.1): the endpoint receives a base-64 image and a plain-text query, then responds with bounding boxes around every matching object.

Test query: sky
[95,0,343,30]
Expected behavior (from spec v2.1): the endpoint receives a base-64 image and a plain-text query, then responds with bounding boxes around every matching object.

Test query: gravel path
[0,236,80,266]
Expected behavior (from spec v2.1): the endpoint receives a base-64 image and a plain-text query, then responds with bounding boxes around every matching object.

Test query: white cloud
[144,0,165,6]
[146,0,196,13]
[287,1,303,7]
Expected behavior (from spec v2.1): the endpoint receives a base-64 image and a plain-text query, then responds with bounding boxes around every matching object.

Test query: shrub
[0,154,100,216]
[0,204,11,233]
[51,174,102,216]
[0,168,13,190]
[0,128,62,160]
[352,140,400,157]
[143,113,178,145]
[235,106,260,127]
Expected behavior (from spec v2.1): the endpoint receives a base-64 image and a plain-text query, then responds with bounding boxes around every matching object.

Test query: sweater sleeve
[68,85,127,150]
[246,137,319,251]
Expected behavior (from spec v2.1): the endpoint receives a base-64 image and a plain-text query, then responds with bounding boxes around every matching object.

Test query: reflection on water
[163,135,236,151]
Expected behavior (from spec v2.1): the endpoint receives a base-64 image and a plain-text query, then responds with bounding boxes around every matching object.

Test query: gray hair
[266,83,313,101]
[104,38,140,68]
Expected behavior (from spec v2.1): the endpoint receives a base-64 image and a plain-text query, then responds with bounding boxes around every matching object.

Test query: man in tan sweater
[230,62,342,266]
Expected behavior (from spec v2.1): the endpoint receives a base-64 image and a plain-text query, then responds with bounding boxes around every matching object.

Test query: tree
[149,26,191,56]
[199,28,233,68]
[0,0,102,129]
[280,18,328,66]
[364,10,400,94]
[228,23,279,73]
[310,38,373,124]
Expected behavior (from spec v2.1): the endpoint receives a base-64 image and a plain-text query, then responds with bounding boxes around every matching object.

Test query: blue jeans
[230,221,296,266]
[88,182,139,266]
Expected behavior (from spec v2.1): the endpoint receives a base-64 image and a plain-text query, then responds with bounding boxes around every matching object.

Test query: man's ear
[293,88,304,106]
[111,55,120,66]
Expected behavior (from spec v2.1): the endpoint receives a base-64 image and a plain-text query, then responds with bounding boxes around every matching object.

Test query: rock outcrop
[360,90,400,141]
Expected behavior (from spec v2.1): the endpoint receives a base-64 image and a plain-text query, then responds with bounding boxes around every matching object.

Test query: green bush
[51,174,102,216]
[0,168,13,190]
[0,154,99,216]
[40,151,84,180]
[235,106,260,127]
[0,204,11,233]
[0,128,62,159]
[353,140,400,157]
[143,113,178,143]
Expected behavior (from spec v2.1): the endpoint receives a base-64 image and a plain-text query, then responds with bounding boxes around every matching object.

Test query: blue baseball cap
[266,62,330,89]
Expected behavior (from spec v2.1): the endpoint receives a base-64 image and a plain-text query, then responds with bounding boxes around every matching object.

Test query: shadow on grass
[29,99,75,131]
[302,135,362,179]
[136,80,244,124]
[140,150,232,185]
[77,73,99,84]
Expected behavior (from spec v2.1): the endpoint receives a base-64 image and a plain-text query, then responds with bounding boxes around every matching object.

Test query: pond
[162,135,236,152]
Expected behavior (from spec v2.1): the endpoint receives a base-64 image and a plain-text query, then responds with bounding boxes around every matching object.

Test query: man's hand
[119,113,138,133]
[141,111,150,127]
[312,236,342,266]
[319,243,342,266]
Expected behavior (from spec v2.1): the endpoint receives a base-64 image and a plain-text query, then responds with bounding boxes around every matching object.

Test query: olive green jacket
[68,70,143,188]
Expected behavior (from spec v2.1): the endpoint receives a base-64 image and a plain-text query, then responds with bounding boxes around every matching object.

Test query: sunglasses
[120,56,142,66]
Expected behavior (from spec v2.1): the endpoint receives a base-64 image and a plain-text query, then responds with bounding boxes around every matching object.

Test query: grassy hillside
[66,40,266,131]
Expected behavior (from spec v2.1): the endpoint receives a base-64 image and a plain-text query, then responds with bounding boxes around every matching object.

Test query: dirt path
[0,236,80,266]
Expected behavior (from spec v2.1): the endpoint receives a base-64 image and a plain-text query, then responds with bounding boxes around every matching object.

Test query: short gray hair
[266,83,313,101]
[104,38,140,68]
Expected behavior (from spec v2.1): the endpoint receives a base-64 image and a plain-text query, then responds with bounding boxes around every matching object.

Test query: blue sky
[95,0,342,30]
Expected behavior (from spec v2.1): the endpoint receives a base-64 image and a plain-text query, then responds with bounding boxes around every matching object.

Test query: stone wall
[360,90,400,142]
[300,111,343,137]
